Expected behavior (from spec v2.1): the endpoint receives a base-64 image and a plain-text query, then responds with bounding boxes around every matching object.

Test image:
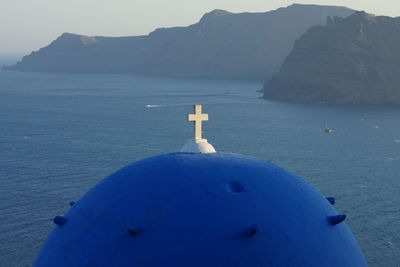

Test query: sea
[0,69,399,266]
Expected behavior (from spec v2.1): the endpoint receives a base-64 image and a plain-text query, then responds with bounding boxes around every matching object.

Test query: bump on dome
[53,216,68,226]
[327,215,346,225]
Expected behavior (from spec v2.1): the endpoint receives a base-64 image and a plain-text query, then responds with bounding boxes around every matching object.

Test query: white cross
[188,104,208,140]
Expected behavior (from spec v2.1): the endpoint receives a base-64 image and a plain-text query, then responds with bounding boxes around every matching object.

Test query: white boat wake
[146,104,164,108]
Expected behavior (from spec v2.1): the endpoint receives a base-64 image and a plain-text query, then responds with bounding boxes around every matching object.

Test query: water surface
[0,71,399,266]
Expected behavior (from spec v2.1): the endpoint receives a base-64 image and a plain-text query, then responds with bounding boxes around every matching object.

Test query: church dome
[34,152,367,266]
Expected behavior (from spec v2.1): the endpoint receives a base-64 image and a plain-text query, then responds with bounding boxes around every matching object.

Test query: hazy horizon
[1,0,399,54]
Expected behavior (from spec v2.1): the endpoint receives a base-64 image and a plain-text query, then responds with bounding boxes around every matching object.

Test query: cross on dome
[182,104,216,154]
[188,104,208,140]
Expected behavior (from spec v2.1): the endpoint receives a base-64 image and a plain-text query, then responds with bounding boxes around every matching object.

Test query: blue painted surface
[34,152,367,266]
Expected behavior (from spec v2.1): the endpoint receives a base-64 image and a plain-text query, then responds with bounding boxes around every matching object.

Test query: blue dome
[34,152,367,266]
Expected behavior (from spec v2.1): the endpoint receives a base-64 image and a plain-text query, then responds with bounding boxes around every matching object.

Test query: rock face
[262,12,400,104]
[4,4,353,80]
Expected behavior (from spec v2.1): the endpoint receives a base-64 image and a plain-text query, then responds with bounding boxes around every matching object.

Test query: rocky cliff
[262,12,400,104]
[4,4,353,80]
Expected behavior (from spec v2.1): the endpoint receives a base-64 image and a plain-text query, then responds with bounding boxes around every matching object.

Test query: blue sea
[0,70,399,266]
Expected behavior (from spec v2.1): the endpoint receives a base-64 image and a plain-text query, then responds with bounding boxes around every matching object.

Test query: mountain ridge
[4,4,354,80]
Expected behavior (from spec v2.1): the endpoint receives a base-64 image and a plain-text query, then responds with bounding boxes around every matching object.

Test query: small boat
[324,125,333,133]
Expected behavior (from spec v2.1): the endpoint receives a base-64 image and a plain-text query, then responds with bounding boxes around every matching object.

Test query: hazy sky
[1,0,399,53]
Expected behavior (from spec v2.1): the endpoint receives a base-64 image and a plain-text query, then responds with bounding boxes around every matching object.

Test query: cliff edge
[262,12,400,104]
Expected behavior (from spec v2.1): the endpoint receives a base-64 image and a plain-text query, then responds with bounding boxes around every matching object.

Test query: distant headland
[6,4,400,104]
[3,4,353,80]
[262,11,400,104]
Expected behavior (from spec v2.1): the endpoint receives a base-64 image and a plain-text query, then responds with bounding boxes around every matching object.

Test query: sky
[0,0,399,53]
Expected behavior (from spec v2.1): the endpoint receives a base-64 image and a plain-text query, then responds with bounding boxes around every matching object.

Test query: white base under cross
[180,138,216,154]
